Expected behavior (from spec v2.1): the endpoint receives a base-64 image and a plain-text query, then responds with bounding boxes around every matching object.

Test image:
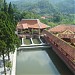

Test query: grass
[24,38,31,45]
[33,38,41,44]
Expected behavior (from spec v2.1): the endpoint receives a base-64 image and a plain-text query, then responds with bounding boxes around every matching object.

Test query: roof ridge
[22,19,38,20]
[37,19,40,28]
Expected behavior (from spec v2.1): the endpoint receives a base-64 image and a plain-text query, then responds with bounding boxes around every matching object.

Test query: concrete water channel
[16,38,73,75]
[21,37,45,46]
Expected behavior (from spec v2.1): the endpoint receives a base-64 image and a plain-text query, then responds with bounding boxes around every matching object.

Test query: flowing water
[16,48,73,75]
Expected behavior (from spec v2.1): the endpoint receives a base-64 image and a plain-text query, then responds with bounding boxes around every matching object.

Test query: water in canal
[16,48,73,75]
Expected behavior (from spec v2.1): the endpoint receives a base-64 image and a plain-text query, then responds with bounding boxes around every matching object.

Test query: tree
[0,4,20,75]
[21,11,40,19]
[8,2,13,15]
[8,2,14,21]
[0,0,3,9]
[0,40,6,75]
[52,13,62,23]
[3,0,8,13]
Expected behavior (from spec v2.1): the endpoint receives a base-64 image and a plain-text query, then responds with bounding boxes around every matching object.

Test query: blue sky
[6,0,18,3]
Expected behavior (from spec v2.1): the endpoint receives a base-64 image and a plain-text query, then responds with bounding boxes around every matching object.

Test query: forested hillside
[4,0,75,26]
[9,0,75,15]
[56,0,75,14]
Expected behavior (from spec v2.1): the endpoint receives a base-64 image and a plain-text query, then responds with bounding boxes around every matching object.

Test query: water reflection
[16,50,60,75]
[47,48,74,75]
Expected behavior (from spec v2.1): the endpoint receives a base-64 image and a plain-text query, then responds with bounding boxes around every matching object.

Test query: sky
[6,0,18,3]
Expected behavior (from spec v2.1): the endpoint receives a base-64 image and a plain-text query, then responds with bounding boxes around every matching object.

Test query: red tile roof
[48,24,75,33]
[40,23,48,29]
[17,23,28,29]
[17,19,48,29]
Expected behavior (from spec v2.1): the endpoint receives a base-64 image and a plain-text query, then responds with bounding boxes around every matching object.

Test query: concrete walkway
[11,48,17,75]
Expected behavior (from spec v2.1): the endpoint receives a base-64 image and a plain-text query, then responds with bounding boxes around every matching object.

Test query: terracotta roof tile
[16,19,48,29]
[49,25,75,33]
[40,23,48,29]
[22,24,28,29]
[17,23,28,29]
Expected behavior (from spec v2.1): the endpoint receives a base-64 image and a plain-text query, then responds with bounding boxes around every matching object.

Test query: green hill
[56,0,75,14]
[6,0,75,15]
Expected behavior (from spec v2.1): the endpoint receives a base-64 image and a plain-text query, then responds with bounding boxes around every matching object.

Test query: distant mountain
[6,0,75,15]
[56,0,75,14]
[11,0,57,15]
[6,0,64,4]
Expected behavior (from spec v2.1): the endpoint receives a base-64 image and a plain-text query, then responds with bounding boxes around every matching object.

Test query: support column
[39,28,40,37]
[32,28,33,35]
[39,37,43,44]
[22,38,24,45]
[37,19,40,37]
[30,38,34,44]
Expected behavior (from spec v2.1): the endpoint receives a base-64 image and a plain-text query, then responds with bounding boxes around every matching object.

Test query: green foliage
[35,0,56,15]
[56,0,75,14]
[47,22,57,27]
[40,19,48,24]
[0,1,21,75]
[3,0,8,13]
[11,0,75,15]
[40,18,57,28]
[0,0,20,63]
[8,2,13,15]
[21,11,40,19]
[0,40,6,51]
[5,61,12,68]
[0,0,3,9]
[7,0,74,25]
[11,0,56,15]
[52,13,62,23]
[58,14,75,24]
[14,11,22,22]
[0,11,7,20]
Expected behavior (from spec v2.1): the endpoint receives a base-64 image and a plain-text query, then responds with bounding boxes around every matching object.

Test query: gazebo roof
[16,19,48,29]
[17,23,28,29]
[40,23,48,29]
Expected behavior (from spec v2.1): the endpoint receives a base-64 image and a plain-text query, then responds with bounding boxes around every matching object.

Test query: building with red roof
[49,24,75,33]
[16,19,48,37]
[48,24,75,45]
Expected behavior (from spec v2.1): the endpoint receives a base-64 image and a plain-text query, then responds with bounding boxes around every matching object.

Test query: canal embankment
[46,47,74,75]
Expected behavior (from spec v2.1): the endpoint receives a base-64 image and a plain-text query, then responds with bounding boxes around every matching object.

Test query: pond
[16,48,73,75]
